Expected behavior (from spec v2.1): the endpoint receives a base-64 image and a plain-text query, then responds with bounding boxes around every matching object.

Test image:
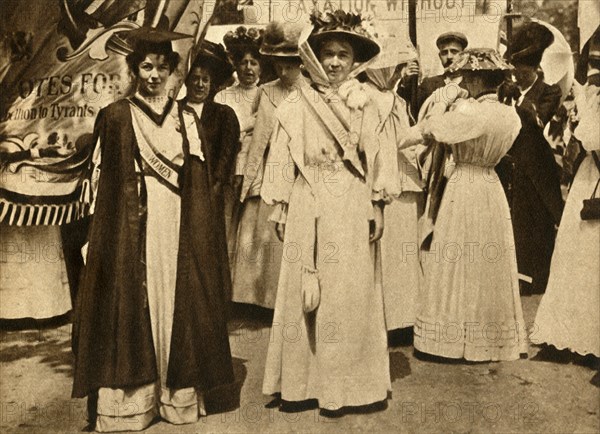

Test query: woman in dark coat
[71,28,238,431]
[496,22,563,294]
[178,40,242,303]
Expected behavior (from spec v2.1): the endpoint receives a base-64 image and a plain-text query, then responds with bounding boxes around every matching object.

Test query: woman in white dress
[402,49,528,361]
[364,37,425,332]
[215,26,263,258]
[530,61,600,357]
[261,10,394,413]
[232,22,305,309]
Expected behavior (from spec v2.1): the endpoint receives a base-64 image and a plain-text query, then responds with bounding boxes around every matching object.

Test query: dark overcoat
[496,76,563,293]
[72,98,240,398]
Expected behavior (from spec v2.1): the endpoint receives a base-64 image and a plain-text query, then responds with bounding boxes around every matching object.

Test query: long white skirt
[414,165,528,361]
[379,192,424,330]
[531,155,600,356]
[0,225,71,319]
[95,177,205,432]
[262,170,391,409]
[231,196,282,308]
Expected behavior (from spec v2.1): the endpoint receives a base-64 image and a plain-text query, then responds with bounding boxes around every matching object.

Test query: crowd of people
[1,8,599,432]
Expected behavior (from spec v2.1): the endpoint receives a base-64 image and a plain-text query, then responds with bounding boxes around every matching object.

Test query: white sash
[299,85,365,178]
[130,111,180,190]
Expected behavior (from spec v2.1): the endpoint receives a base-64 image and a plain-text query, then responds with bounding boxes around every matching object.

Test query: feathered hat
[446,48,513,74]
[223,26,263,61]
[260,21,305,58]
[308,10,380,63]
[191,40,234,88]
[510,22,554,67]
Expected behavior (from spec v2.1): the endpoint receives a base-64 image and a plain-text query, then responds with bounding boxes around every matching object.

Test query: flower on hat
[445,48,513,74]
[310,10,377,40]
[224,26,263,51]
[307,9,380,63]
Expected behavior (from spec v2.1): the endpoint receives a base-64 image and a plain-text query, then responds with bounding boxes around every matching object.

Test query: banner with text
[237,0,506,76]
[0,0,207,226]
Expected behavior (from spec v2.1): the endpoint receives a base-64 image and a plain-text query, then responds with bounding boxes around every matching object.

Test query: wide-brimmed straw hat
[308,10,380,63]
[446,48,513,74]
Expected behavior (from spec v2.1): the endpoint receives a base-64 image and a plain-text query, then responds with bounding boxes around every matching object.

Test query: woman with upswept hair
[72,26,235,431]
[215,26,265,259]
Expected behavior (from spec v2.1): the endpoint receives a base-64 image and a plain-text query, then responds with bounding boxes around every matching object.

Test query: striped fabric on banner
[0,0,210,225]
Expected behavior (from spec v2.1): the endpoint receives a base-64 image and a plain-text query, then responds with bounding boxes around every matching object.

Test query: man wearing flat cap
[399,31,468,119]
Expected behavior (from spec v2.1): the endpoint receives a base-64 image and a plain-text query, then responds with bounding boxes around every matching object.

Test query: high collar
[518,74,538,96]
[237,80,259,90]
[130,93,174,126]
[134,92,169,113]
[280,74,306,90]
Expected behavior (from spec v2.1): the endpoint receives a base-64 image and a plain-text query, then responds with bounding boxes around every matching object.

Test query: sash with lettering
[129,99,181,192]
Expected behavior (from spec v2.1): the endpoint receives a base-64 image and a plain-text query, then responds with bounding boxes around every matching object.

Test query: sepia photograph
[0,0,598,432]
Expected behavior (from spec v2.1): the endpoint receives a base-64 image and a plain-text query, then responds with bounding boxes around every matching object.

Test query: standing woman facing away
[232,21,306,309]
[364,37,426,334]
[401,49,528,362]
[495,22,563,295]
[72,25,235,431]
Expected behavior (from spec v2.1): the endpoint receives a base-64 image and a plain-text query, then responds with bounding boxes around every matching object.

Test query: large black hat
[191,40,235,87]
[576,26,600,84]
[123,15,192,54]
[510,22,554,67]
[308,10,380,63]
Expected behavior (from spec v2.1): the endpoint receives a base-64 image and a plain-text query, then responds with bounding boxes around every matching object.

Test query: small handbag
[580,151,600,221]
[301,265,320,313]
